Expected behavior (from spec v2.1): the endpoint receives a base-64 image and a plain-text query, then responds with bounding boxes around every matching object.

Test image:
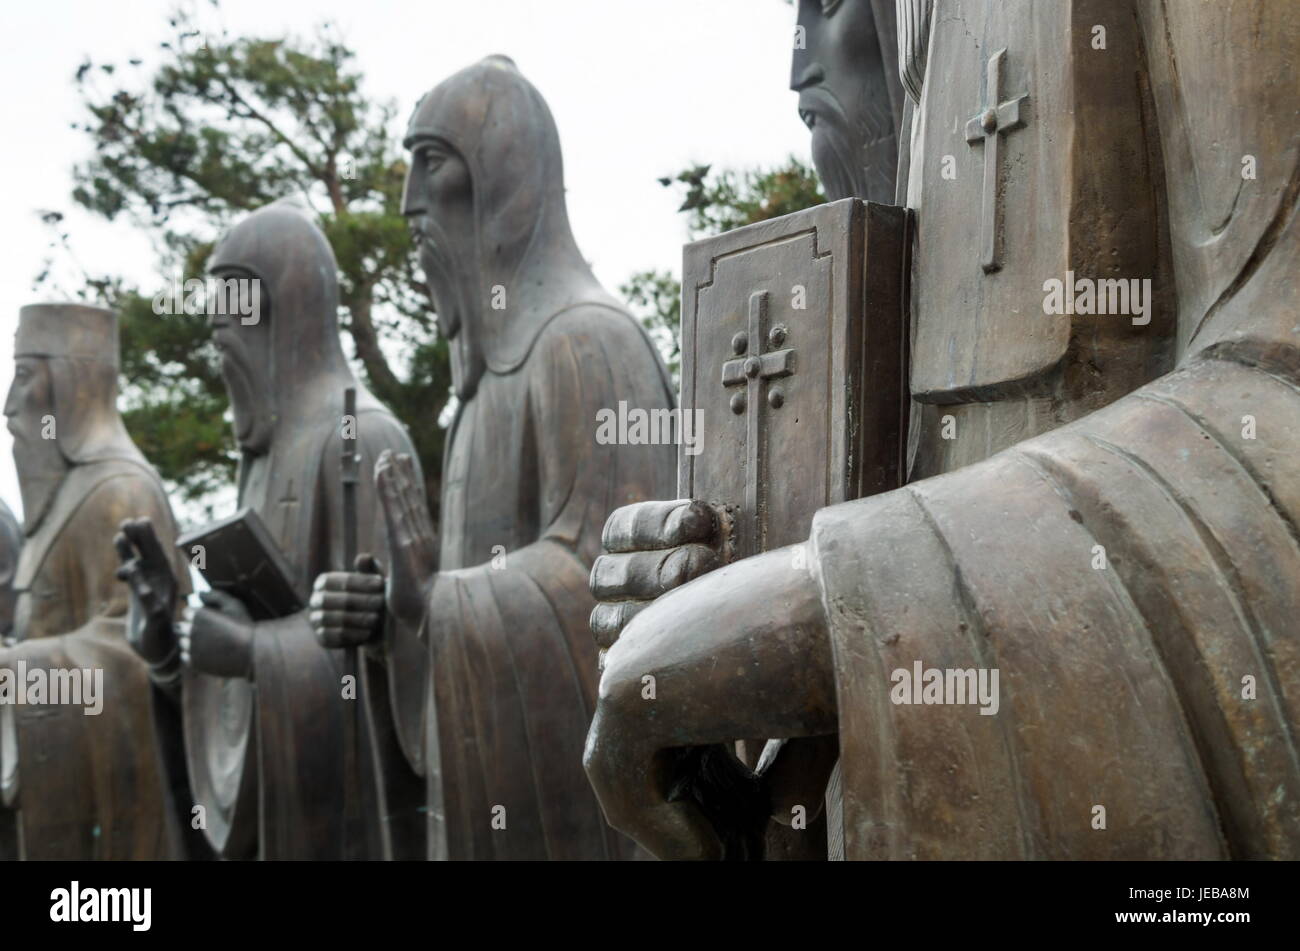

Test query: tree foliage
[42,3,448,521]
[621,157,825,387]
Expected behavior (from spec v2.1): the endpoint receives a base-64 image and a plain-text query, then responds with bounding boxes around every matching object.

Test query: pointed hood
[403,56,616,395]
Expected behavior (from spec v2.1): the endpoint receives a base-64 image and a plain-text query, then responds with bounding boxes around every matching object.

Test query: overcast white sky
[0,0,809,524]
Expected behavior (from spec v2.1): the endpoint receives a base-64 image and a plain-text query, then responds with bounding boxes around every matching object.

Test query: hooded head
[6,303,142,533]
[402,55,608,399]
[207,200,354,455]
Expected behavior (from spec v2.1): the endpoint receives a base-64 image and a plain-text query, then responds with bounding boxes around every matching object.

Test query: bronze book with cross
[176,507,304,621]
[678,198,910,563]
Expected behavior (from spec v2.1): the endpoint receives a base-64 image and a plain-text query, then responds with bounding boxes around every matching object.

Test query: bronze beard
[417,219,484,401]
[10,377,70,533]
[216,322,274,455]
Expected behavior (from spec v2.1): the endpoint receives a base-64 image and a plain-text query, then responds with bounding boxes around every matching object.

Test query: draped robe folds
[383,305,675,860]
[808,0,1300,859]
[158,402,424,860]
[0,459,190,859]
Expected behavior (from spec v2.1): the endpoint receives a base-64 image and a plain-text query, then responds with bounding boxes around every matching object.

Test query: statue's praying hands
[114,517,181,675]
[310,449,436,649]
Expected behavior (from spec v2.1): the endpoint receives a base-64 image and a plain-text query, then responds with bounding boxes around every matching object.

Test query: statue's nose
[790,61,825,92]
[399,168,422,218]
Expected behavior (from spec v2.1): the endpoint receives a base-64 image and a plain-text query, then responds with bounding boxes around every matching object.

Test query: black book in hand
[175,508,304,621]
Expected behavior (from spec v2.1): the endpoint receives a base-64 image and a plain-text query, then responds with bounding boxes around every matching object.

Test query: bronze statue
[0,303,190,859]
[791,0,903,204]
[0,500,20,642]
[584,0,1300,859]
[309,56,676,859]
[114,201,424,859]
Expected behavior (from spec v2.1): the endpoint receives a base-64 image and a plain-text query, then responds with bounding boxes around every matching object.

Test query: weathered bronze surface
[679,198,908,562]
[0,303,190,859]
[0,500,20,641]
[791,0,903,204]
[115,202,424,859]
[310,56,676,859]
[672,197,908,858]
[585,0,1300,859]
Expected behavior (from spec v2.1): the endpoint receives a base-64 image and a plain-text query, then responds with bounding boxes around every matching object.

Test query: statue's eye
[420,147,447,174]
[820,0,844,16]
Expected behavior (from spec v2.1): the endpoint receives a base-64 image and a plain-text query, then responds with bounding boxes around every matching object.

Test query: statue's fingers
[601,500,716,553]
[393,456,423,516]
[311,590,384,614]
[314,624,347,649]
[124,517,168,568]
[315,624,373,649]
[115,557,139,584]
[312,575,383,603]
[309,609,379,630]
[395,452,417,484]
[375,453,399,498]
[590,545,720,601]
[113,531,137,567]
[590,601,649,649]
[375,462,409,537]
[583,721,722,861]
[354,553,380,575]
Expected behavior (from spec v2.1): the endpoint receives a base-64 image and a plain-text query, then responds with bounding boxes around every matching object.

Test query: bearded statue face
[402,135,483,398]
[5,355,68,528]
[791,0,893,201]
[210,266,274,455]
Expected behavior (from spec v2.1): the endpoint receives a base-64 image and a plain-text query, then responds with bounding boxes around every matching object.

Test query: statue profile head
[207,200,350,454]
[790,0,902,203]
[402,55,595,399]
[5,303,140,532]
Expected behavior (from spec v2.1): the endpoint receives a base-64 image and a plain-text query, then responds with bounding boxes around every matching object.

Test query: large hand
[584,542,838,860]
[310,554,386,649]
[113,517,179,669]
[588,500,725,663]
[375,449,437,631]
[309,450,436,649]
[180,589,255,679]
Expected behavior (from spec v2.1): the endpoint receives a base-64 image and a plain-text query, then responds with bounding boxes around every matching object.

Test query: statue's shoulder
[534,299,654,361]
[67,457,167,509]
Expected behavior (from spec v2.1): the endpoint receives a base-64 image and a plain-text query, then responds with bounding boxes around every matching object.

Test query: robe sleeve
[2,471,186,859]
[414,307,674,860]
[0,503,21,639]
[812,305,1300,858]
[176,408,422,860]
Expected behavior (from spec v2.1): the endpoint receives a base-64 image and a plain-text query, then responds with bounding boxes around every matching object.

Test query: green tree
[40,4,448,522]
[621,157,825,385]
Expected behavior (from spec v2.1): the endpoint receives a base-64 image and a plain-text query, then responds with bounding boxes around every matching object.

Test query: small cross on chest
[964,47,1029,273]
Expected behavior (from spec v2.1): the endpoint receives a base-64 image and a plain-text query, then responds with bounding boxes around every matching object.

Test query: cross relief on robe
[277,478,299,552]
[964,47,1029,273]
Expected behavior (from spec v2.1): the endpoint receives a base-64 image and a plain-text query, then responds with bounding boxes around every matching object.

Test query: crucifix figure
[964,47,1028,273]
[721,289,795,540]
